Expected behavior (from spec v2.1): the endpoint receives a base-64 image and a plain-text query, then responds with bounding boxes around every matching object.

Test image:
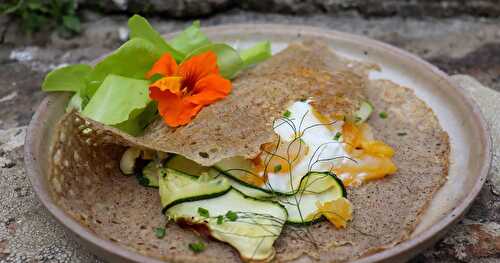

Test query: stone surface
[451,76,500,197]
[76,0,500,18]
[0,11,499,263]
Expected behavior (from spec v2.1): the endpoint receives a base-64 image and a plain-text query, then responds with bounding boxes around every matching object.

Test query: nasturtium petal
[41,64,91,93]
[184,43,244,79]
[128,15,183,62]
[82,75,151,126]
[169,21,210,56]
[85,38,163,98]
[239,41,272,67]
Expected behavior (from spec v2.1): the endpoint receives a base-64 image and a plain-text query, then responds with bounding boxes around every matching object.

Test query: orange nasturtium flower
[146,51,232,127]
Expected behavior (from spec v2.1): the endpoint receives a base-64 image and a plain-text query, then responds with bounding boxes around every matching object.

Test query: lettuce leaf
[128,15,183,62]
[41,16,274,137]
[66,93,84,112]
[239,41,272,67]
[113,102,158,136]
[82,75,151,126]
[185,43,244,79]
[84,38,162,99]
[41,64,91,93]
[170,21,210,56]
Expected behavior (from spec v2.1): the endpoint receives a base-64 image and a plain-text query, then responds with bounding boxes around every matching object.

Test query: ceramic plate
[25,24,491,262]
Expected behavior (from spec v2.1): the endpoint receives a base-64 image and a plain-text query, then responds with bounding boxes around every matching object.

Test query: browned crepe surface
[48,41,449,262]
[75,40,372,166]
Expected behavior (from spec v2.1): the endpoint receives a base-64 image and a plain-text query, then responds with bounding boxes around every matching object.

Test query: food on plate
[43,15,449,262]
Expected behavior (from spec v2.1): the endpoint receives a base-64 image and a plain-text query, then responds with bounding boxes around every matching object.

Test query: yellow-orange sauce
[238,101,397,189]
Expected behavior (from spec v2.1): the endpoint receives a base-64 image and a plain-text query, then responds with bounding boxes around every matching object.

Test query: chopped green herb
[225,211,238,221]
[299,97,307,102]
[283,110,291,118]
[379,111,388,119]
[217,215,224,225]
[397,132,407,136]
[354,116,362,122]
[160,169,167,178]
[333,132,342,141]
[154,227,166,239]
[189,241,205,253]
[136,174,150,187]
[197,207,209,218]
[274,164,282,173]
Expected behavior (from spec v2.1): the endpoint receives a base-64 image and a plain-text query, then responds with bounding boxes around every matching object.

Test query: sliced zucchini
[215,158,342,196]
[213,156,256,184]
[165,154,211,175]
[136,161,161,188]
[159,168,231,211]
[224,174,273,199]
[277,172,346,224]
[354,100,374,123]
[120,147,142,175]
[214,157,292,194]
[297,171,344,194]
[166,189,287,261]
[166,155,272,199]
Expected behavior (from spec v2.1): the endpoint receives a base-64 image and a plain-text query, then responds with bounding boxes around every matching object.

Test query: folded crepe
[48,40,449,262]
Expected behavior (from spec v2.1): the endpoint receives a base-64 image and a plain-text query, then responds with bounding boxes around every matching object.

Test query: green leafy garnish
[198,207,209,218]
[66,93,84,112]
[82,75,151,128]
[113,102,158,136]
[189,241,205,253]
[170,21,210,56]
[274,164,282,173]
[128,15,183,62]
[216,215,224,225]
[379,111,388,119]
[1,0,81,35]
[225,211,238,221]
[397,132,407,136]
[154,227,166,239]
[184,43,244,79]
[40,15,274,137]
[42,64,91,93]
[84,38,162,98]
[283,110,291,118]
[334,132,342,141]
[239,41,272,67]
[62,15,80,33]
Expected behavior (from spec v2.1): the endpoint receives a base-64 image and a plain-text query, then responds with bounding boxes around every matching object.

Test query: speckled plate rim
[25,24,492,263]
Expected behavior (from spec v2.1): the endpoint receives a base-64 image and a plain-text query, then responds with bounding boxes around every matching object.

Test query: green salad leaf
[66,93,84,112]
[82,75,151,127]
[239,41,272,67]
[170,21,210,56]
[41,15,274,137]
[113,102,158,136]
[42,64,91,93]
[184,43,244,79]
[128,15,183,62]
[84,38,162,98]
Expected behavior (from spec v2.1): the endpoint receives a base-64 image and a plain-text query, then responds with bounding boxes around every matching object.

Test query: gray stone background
[0,0,499,262]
